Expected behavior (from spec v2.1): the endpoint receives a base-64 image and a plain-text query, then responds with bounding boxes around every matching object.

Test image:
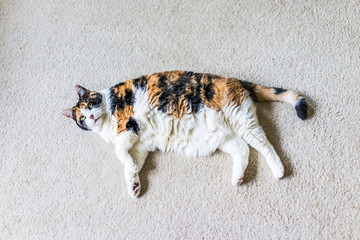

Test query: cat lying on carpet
[62,71,307,198]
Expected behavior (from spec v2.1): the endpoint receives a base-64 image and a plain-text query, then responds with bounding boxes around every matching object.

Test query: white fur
[283,90,298,106]
[93,88,284,197]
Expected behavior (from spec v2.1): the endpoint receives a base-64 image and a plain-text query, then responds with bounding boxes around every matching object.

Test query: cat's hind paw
[271,165,284,179]
[232,177,244,186]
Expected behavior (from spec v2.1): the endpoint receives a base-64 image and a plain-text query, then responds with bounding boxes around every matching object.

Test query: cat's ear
[76,85,89,98]
[61,108,74,119]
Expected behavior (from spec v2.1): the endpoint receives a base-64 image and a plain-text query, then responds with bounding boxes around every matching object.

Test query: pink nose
[90,115,94,119]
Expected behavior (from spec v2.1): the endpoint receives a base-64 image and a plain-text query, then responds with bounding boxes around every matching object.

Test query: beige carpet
[1,0,359,239]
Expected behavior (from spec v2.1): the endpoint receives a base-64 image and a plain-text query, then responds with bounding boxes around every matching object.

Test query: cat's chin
[91,116,104,131]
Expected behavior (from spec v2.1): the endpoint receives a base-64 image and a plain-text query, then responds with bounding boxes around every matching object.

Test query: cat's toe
[232,177,244,186]
[237,177,244,185]
[128,182,141,198]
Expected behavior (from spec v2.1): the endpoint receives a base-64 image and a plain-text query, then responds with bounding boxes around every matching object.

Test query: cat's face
[62,85,104,131]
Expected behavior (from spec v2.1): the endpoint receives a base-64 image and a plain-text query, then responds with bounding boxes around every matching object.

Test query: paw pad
[132,183,140,194]
[232,177,244,186]
[237,177,244,185]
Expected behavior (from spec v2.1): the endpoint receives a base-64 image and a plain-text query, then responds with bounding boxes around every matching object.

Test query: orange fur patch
[254,86,278,101]
[226,78,248,106]
[147,74,163,106]
[111,79,137,135]
[116,105,135,134]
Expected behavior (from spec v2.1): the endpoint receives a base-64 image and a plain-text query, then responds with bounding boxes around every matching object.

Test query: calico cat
[62,71,307,198]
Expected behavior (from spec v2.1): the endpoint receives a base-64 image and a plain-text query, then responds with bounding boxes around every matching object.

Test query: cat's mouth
[94,117,101,123]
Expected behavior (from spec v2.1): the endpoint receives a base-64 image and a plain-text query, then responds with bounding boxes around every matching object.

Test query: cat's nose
[90,115,94,119]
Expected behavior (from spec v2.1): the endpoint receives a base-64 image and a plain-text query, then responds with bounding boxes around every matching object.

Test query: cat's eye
[80,116,85,121]
[88,103,93,109]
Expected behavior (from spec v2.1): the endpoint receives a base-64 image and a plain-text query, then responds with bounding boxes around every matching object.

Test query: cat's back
[110,70,248,116]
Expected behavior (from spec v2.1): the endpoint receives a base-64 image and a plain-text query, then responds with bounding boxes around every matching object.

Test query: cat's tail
[239,80,308,120]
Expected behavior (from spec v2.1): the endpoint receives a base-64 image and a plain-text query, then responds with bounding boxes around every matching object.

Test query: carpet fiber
[1,0,359,239]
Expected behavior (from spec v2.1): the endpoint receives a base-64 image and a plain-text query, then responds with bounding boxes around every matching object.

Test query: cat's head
[62,85,105,131]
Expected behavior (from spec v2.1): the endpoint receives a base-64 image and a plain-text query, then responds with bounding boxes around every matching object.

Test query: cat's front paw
[128,182,141,198]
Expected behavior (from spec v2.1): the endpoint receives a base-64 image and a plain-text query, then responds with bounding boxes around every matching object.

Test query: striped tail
[239,80,308,120]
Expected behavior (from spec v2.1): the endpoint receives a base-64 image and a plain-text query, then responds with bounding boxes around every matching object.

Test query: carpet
[1,0,359,239]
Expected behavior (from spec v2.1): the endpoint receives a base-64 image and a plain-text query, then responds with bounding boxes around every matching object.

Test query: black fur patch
[126,117,139,133]
[133,76,148,91]
[203,75,214,101]
[110,94,124,115]
[90,93,103,108]
[173,73,188,98]
[158,75,170,113]
[189,73,203,113]
[274,87,286,94]
[72,109,76,121]
[78,90,90,100]
[295,98,307,120]
[76,118,90,131]
[124,89,134,105]
[109,82,125,115]
[238,80,257,101]
[179,72,203,113]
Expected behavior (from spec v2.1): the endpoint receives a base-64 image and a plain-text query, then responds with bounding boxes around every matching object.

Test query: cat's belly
[136,107,231,157]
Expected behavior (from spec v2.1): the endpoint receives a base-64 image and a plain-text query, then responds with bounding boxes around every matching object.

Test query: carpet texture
[1,0,359,239]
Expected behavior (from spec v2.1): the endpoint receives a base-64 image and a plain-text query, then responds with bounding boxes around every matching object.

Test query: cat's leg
[115,131,141,197]
[129,144,149,172]
[242,126,284,179]
[229,100,284,179]
[115,131,138,172]
[125,145,149,197]
[219,137,249,186]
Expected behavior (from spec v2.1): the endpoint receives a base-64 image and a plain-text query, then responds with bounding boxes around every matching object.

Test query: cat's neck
[91,88,116,143]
